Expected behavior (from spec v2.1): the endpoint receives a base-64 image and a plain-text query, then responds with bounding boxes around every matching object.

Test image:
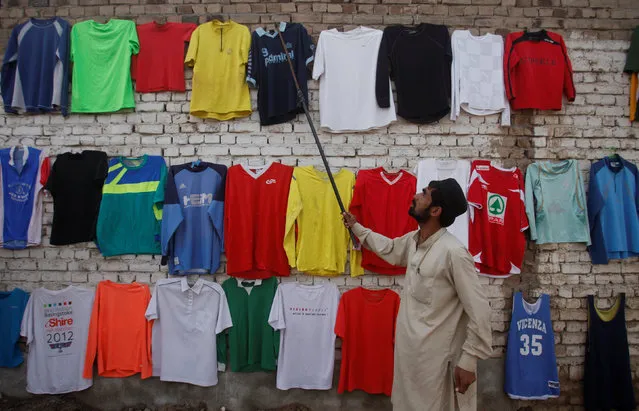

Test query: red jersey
[132,22,196,92]
[335,288,400,396]
[349,168,417,275]
[467,160,529,277]
[224,163,293,279]
[504,30,575,110]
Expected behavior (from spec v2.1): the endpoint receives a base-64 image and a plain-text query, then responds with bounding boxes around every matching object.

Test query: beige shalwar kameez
[351,224,493,411]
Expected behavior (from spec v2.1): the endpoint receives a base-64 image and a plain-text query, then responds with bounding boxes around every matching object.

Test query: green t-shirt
[217,277,279,372]
[625,26,639,73]
[96,155,166,257]
[70,19,139,113]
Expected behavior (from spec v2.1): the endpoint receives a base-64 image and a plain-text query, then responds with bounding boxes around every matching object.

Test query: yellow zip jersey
[284,166,363,277]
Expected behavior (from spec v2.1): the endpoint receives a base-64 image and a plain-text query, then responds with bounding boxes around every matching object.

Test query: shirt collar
[256,22,287,38]
[236,278,262,288]
[8,145,29,167]
[181,277,204,294]
[413,227,447,249]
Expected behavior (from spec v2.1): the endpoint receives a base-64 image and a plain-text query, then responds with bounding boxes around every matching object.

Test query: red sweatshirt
[504,30,576,110]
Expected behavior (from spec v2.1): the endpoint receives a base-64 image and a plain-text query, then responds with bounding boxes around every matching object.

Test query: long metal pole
[276,27,358,245]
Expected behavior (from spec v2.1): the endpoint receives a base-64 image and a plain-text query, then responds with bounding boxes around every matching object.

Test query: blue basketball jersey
[505,292,560,400]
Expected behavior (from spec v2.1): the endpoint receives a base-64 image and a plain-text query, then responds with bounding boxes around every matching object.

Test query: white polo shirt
[145,277,232,387]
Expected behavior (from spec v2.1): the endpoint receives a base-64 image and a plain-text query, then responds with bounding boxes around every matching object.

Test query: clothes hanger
[93,16,109,24]
[190,158,201,169]
[208,13,227,23]
[155,15,168,25]
[186,274,198,288]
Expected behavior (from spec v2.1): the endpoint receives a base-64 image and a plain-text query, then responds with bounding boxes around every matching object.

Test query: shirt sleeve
[215,289,233,335]
[58,21,71,116]
[19,291,34,344]
[449,246,493,373]
[587,163,607,264]
[559,36,576,102]
[83,282,101,379]
[44,157,58,196]
[517,169,529,232]
[268,285,286,331]
[334,293,346,339]
[246,31,259,88]
[375,29,392,108]
[183,23,197,42]
[129,21,140,55]
[450,32,460,122]
[241,26,250,68]
[153,160,167,222]
[302,26,315,69]
[1,26,19,112]
[39,156,51,188]
[283,175,302,267]
[208,166,227,252]
[503,33,517,102]
[524,165,538,241]
[311,32,325,80]
[575,164,591,246]
[184,26,199,67]
[350,223,412,267]
[145,283,159,321]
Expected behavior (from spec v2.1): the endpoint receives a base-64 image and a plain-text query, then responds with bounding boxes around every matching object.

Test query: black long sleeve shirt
[376,23,452,124]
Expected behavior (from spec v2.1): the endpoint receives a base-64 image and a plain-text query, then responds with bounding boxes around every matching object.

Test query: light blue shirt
[525,160,590,245]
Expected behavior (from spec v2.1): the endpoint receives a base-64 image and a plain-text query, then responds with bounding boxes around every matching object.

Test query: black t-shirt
[376,23,452,124]
[246,22,315,125]
[45,150,108,245]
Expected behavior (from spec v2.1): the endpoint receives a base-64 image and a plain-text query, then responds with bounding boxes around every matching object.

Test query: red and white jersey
[224,162,293,279]
[349,167,417,275]
[467,160,528,277]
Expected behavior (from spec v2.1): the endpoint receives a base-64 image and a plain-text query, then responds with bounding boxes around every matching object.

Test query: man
[342,178,493,411]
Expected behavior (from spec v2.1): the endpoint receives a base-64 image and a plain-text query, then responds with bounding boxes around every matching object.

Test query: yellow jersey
[284,166,363,276]
[185,20,251,120]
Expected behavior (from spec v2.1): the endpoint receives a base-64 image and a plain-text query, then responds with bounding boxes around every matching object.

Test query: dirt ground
[0,395,312,411]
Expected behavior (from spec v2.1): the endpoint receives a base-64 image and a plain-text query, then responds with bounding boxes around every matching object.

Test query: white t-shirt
[20,286,94,394]
[450,30,510,126]
[268,282,340,390]
[145,277,232,387]
[414,159,471,248]
[312,27,396,133]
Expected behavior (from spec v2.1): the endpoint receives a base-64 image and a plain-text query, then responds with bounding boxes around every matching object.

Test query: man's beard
[409,202,432,224]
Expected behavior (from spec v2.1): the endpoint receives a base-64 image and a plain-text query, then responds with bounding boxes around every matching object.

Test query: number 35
[520,334,543,356]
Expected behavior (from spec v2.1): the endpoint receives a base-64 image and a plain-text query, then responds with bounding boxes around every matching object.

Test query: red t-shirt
[349,168,417,275]
[224,163,293,279]
[467,160,529,277]
[132,22,196,92]
[335,287,400,395]
[504,30,576,110]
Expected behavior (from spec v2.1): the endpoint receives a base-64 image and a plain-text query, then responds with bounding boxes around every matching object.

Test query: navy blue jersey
[505,292,559,400]
[161,162,227,275]
[1,18,70,116]
[246,22,314,125]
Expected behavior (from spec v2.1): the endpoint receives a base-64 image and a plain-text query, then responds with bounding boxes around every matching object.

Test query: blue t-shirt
[161,162,227,274]
[246,22,315,125]
[588,155,639,264]
[0,288,29,367]
[1,17,70,115]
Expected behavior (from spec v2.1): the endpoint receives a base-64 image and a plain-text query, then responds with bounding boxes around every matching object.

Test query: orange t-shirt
[83,281,152,379]
[335,287,400,396]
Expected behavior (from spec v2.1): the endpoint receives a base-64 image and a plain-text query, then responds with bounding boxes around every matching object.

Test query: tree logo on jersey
[487,192,507,225]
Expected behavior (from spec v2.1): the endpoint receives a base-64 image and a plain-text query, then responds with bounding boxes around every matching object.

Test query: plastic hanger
[191,158,201,168]
[155,16,168,25]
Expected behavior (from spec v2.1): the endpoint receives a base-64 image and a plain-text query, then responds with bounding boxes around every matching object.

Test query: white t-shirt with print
[145,277,232,387]
[20,286,94,394]
[268,282,340,390]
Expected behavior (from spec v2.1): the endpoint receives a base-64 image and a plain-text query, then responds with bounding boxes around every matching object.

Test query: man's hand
[454,366,476,394]
[342,212,357,228]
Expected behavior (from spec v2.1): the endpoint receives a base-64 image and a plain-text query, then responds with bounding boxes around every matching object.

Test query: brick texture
[0,1,639,409]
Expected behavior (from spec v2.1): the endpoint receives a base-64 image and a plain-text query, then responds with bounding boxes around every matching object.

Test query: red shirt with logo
[335,287,400,395]
[468,160,528,277]
[132,22,196,92]
[349,168,417,275]
[504,30,576,110]
[224,163,293,279]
